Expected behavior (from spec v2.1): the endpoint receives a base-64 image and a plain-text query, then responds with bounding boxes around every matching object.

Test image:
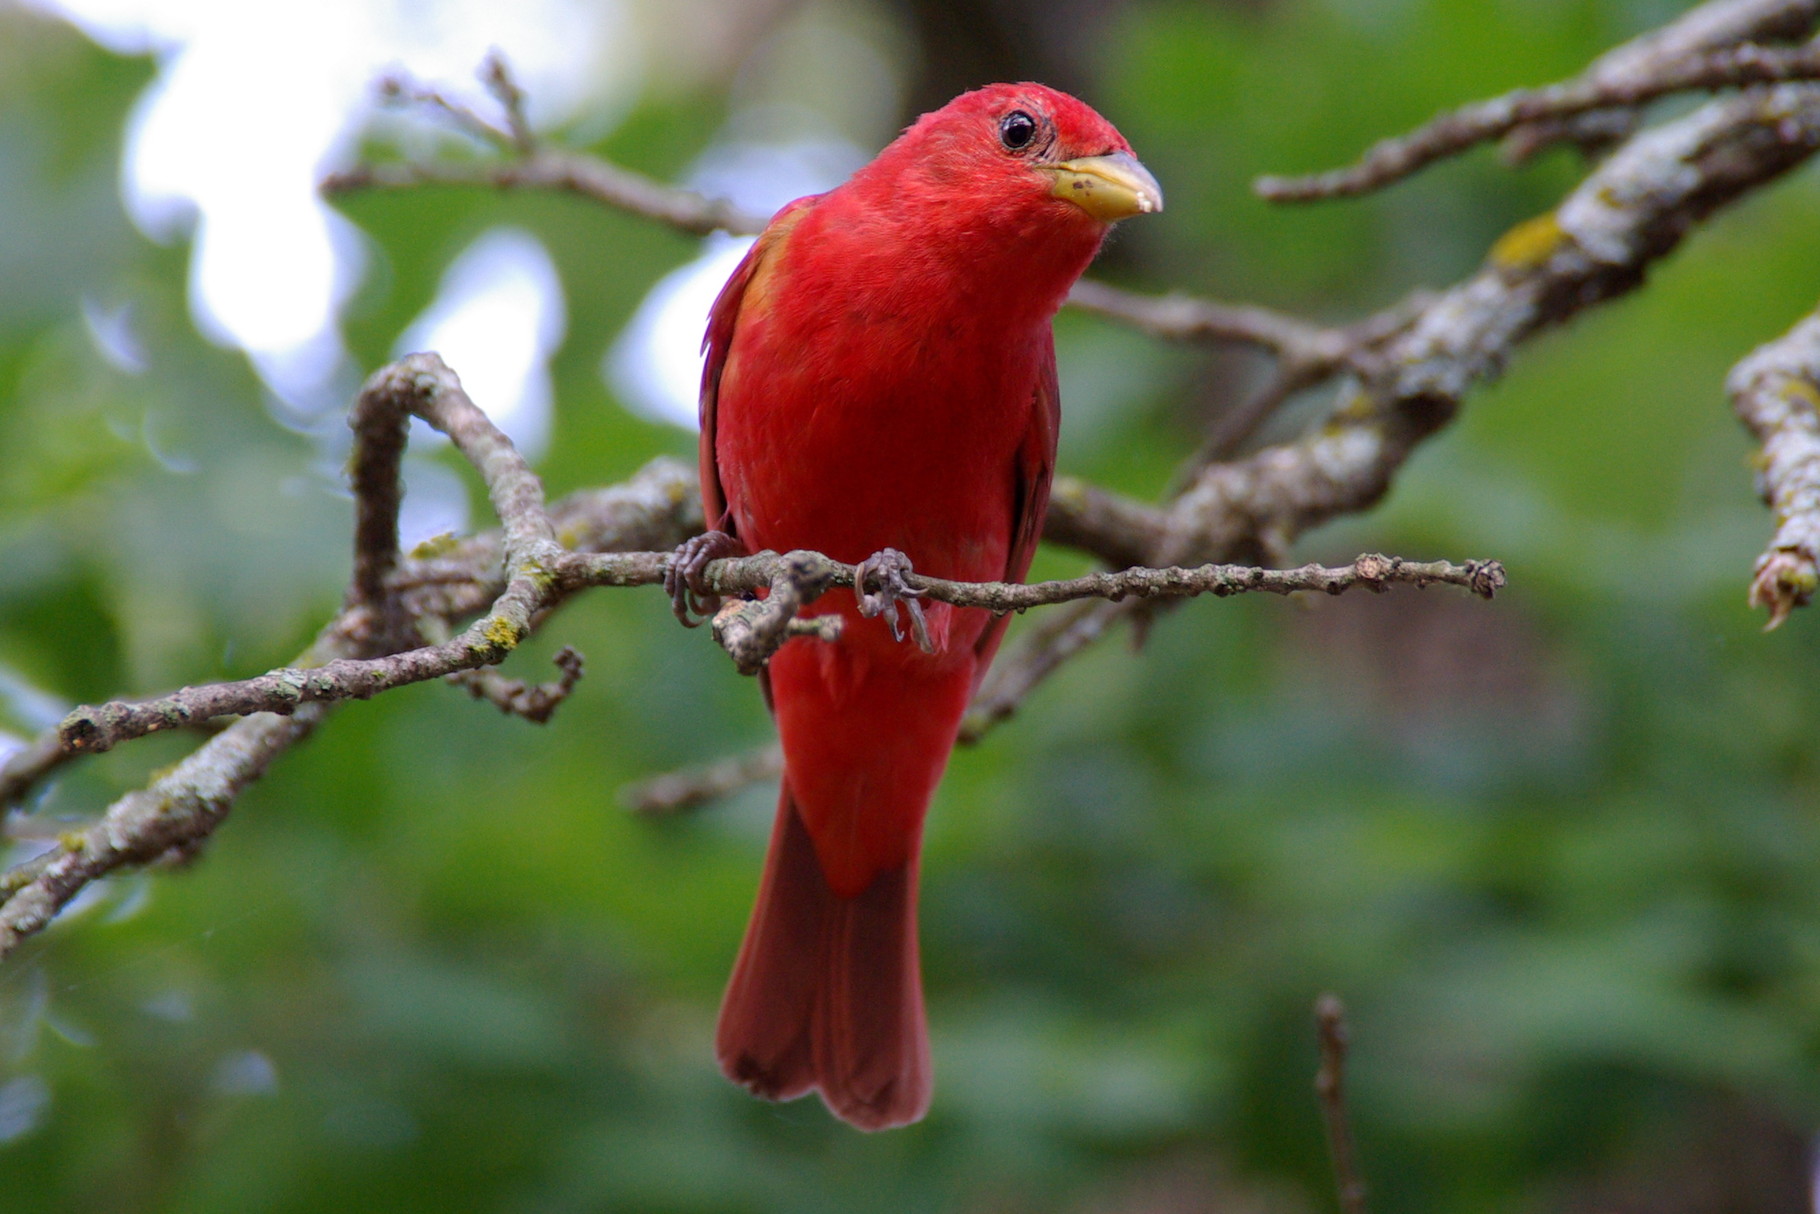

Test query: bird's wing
[973,333,1060,680]
[698,197,816,536]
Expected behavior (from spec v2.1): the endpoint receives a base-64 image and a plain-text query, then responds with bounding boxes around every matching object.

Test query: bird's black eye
[999,110,1038,152]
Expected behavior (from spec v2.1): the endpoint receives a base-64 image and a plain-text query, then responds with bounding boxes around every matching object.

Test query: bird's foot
[666,530,746,626]
[854,547,933,653]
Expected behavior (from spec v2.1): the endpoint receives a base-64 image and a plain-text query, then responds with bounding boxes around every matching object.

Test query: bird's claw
[854,547,933,653]
[666,530,745,627]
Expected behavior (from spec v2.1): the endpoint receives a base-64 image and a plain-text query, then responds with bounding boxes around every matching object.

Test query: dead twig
[620,744,784,816]
[449,645,586,723]
[1315,994,1369,1214]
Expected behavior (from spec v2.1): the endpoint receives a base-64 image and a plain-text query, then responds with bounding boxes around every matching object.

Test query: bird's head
[875,82,1163,231]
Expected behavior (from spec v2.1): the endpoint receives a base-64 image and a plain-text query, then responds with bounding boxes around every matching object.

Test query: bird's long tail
[716,634,978,1130]
[716,786,929,1130]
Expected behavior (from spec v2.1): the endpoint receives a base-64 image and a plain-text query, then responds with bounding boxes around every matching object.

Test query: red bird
[676,83,1161,1129]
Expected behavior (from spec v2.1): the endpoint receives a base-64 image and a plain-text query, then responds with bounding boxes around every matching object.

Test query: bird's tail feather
[716,787,930,1130]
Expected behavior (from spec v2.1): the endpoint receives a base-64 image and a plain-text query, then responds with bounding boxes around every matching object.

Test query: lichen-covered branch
[1,358,701,954]
[1504,0,1818,162]
[967,79,1820,732]
[4,328,1499,939]
[56,354,565,756]
[2,461,699,824]
[1258,0,1820,200]
[1171,83,1820,564]
[52,546,1504,756]
[1730,305,1820,627]
[667,548,1505,613]
[1,705,328,959]
[346,359,411,635]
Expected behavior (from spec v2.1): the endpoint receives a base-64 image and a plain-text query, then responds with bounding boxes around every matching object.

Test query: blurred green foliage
[4,1,1820,1211]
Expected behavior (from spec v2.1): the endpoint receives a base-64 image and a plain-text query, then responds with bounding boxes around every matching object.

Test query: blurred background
[4,0,1820,1209]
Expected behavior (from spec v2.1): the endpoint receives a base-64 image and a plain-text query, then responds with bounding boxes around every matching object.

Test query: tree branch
[324,153,769,238]
[326,63,1372,357]
[1257,0,1820,201]
[57,354,565,756]
[4,327,1500,939]
[1730,305,1820,627]
[53,547,1505,755]
[1063,278,1351,362]
[973,79,1820,735]
[1504,0,1819,163]
[1,705,328,959]
[0,359,701,954]
[479,49,536,156]
[1171,83,1820,563]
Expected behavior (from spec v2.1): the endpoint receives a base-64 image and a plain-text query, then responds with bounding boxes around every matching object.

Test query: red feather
[703,83,1151,1128]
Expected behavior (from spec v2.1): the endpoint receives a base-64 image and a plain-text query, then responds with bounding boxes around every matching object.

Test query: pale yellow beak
[1044,151,1164,222]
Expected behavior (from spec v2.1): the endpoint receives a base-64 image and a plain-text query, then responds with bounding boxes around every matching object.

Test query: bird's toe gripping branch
[666,530,746,626]
[854,547,934,654]
[710,551,844,675]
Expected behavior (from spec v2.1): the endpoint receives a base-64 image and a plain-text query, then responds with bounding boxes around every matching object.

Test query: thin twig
[960,598,1133,744]
[1729,305,1820,627]
[323,154,769,237]
[1258,14,1820,200]
[0,732,72,811]
[1064,278,1349,362]
[1504,0,1819,163]
[480,50,536,155]
[54,550,1504,753]
[56,353,564,756]
[450,645,586,723]
[0,462,700,819]
[1315,994,1368,1214]
[620,744,784,815]
[374,72,515,149]
[642,548,1506,614]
